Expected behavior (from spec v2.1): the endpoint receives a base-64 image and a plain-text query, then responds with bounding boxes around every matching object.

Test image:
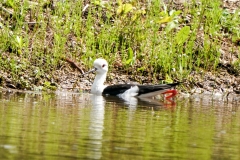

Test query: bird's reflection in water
[87,94,176,159]
[104,95,176,109]
[87,95,105,159]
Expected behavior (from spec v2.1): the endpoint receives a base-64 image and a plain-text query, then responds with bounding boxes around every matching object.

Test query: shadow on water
[0,90,240,160]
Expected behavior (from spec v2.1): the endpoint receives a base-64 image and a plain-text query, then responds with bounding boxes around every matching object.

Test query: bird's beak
[82,68,97,76]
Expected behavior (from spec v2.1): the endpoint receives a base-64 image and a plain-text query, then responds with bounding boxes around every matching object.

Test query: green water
[0,91,239,160]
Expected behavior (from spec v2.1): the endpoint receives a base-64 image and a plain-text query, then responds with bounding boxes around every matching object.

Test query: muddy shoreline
[1,84,240,105]
[0,56,239,98]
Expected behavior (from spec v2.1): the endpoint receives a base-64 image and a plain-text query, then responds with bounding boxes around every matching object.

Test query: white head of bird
[93,58,108,74]
[88,58,108,95]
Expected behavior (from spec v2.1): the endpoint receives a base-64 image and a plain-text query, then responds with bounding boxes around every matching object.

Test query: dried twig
[64,58,84,74]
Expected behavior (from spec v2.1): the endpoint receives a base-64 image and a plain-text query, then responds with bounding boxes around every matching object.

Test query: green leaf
[93,0,100,5]
[117,5,123,15]
[175,26,190,45]
[125,47,134,65]
[165,74,173,83]
[117,3,133,15]
[123,4,133,14]
[6,0,15,8]
[128,47,133,59]
[169,10,181,17]
[159,11,167,17]
[131,9,146,21]
[16,36,23,47]
[125,58,132,65]
[44,81,51,87]
[137,67,145,71]
[158,16,172,24]
[117,0,122,5]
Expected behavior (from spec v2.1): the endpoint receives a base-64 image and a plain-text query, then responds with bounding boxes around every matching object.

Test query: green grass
[0,0,239,90]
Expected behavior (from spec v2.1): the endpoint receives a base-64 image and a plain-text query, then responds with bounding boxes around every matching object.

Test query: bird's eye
[102,64,106,68]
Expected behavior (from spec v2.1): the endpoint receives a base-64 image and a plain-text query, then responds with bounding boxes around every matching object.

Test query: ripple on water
[0,91,240,159]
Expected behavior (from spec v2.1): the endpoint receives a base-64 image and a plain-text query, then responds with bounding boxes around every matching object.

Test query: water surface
[0,91,240,160]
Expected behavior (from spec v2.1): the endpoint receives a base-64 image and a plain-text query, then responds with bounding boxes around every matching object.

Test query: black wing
[102,82,180,96]
[137,83,179,96]
[102,84,135,96]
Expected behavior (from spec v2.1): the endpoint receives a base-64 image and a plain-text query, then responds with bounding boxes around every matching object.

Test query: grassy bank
[0,0,239,91]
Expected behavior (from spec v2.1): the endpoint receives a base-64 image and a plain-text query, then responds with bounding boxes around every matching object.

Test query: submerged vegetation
[0,0,239,91]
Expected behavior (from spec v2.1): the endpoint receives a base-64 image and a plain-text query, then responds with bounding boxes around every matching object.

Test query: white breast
[118,86,139,98]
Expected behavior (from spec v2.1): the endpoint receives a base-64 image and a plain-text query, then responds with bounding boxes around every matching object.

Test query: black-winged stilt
[83,58,179,99]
